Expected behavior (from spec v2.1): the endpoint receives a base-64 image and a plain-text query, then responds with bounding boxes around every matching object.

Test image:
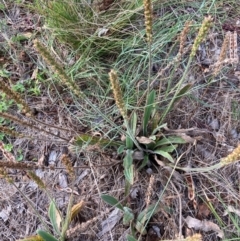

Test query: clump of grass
[32,0,144,57]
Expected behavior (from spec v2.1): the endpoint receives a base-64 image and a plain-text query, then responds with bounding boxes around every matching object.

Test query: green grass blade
[74,134,122,148]
[172,84,192,106]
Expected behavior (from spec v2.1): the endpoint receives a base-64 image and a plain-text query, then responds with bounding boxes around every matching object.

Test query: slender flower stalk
[109,69,127,120]
[159,16,213,124]
[27,171,46,189]
[213,31,230,76]
[60,154,75,181]
[0,125,25,138]
[190,16,213,57]
[144,0,153,44]
[108,70,142,151]
[178,21,191,58]
[0,160,37,170]
[33,40,83,98]
[220,144,240,166]
[0,112,69,142]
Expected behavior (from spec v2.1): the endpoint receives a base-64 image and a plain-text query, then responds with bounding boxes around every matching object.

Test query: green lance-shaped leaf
[101,194,124,211]
[143,90,156,136]
[135,203,160,235]
[127,235,138,241]
[126,112,137,149]
[153,149,174,163]
[154,136,185,148]
[37,230,58,241]
[123,150,134,185]
[123,207,134,225]
[137,154,149,171]
[159,144,178,153]
[48,201,62,236]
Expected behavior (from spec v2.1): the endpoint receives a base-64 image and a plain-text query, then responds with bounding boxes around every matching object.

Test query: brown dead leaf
[31,67,38,80]
[136,136,155,144]
[185,216,224,238]
[185,174,195,201]
[71,200,85,221]
[197,203,210,219]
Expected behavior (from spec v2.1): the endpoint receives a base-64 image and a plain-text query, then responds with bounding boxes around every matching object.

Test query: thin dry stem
[66,210,110,239]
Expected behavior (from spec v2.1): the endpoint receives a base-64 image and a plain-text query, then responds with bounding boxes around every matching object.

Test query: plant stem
[159,56,193,124]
